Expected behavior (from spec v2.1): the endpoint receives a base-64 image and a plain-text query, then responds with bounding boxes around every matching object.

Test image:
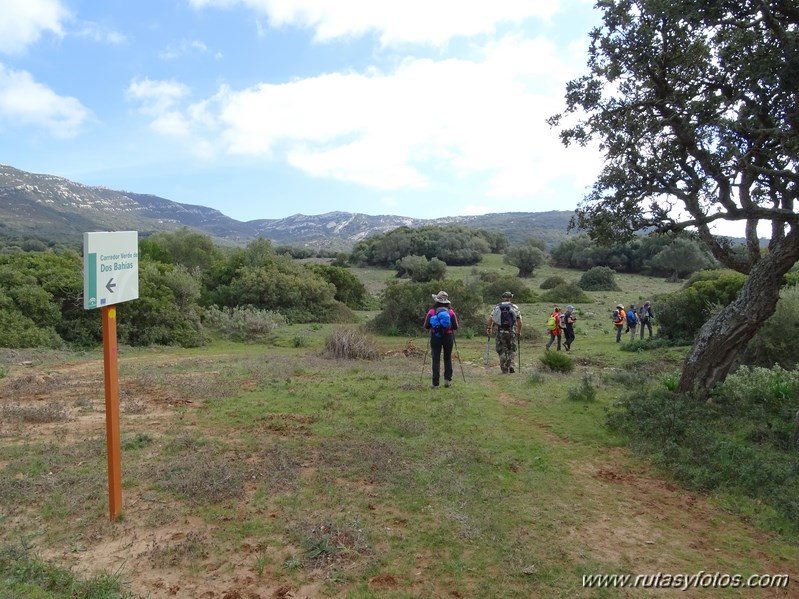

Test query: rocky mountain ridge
[0,164,574,249]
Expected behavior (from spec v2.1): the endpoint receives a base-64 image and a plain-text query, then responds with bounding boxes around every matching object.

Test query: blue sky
[1,0,605,223]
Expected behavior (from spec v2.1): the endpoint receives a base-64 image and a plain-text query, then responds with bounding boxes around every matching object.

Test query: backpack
[546,314,558,331]
[612,309,621,323]
[639,306,651,323]
[498,304,516,330]
[626,310,638,326]
[429,307,451,337]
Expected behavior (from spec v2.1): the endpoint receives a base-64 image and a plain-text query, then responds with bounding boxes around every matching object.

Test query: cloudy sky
[1,0,604,222]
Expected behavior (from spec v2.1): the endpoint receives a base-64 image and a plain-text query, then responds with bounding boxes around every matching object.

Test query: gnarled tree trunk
[677,229,799,399]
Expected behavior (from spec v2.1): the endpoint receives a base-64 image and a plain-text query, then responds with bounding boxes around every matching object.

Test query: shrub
[157,450,246,504]
[504,243,546,277]
[1,401,68,423]
[306,264,369,309]
[539,351,574,373]
[0,542,129,598]
[712,365,799,451]
[540,282,592,304]
[739,285,799,370]
[539,275,567,290]
[323,327,380,360]
[370,279,482,336]
[578,266,621,291]
[607,386,799,531]
[118,261,206,348]
[203,306,286,342]
[567,372,597,401]
[654,269,746,344]
[480,276,538,303]
[619,337,671,352]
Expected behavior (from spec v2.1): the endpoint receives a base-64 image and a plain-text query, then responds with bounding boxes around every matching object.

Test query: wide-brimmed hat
[432,291,451,304]
[502,291,513,298]
[566,305,574,311]
[616,303,624,309]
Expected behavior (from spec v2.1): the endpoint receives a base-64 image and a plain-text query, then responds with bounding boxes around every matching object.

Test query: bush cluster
[539,350,574,373]
[607,372,799,530]
[370,279,482,336]
[551,234,715,276]
[478,273,537,303]
[739,285,799,370]
[578,266,621,291]
[539,275,567,289]
[323,327,380,360]
[654,269,746,344]
[203,306,286,342]
[351,225,506,267]
[540,282,592,304]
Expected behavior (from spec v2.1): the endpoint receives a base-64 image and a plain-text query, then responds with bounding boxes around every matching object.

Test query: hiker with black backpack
[486,291,522,373]
[638,300,654,339]
[423,291,459,388]
[561,305,577,351]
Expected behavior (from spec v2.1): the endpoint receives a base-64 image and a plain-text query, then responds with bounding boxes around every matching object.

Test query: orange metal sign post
[102,306,123,520]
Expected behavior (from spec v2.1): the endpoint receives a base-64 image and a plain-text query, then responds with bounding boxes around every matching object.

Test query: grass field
[1,263,797,598]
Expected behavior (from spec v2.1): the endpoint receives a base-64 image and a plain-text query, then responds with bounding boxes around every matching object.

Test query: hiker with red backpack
[486,291,522,373]
[423,291,459,388]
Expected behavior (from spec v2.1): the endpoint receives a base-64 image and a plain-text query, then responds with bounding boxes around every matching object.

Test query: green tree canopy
[503,239,546,277]
[351,225,496,267]
[551,0,799,395]
[145,228,221,272]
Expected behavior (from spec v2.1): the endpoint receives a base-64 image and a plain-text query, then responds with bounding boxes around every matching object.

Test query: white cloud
[75,22,127,45]
[159,40,216,60]
[0,0,69,54]
[211,35,600,193]
[127,79,191,115]
[126,79,219,158]
[190,0,560,46]
[130,34,602,201]
[0,63,90,137]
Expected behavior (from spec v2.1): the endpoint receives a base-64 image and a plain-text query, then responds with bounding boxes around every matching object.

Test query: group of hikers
[611,301,655,342]
[422,290,655,388]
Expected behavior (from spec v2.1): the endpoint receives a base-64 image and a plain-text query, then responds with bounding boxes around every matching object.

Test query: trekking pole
[420,334,430,382]
[485,333,491,369]
[517,332,521,373]
[452,334,467,383]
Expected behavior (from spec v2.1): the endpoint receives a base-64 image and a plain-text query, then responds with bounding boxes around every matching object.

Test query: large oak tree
[550,0,799,397]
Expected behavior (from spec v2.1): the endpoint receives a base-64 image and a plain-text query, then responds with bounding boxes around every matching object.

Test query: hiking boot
[444,380,451,388]
[509,367,515,373]
[431,384,439,389]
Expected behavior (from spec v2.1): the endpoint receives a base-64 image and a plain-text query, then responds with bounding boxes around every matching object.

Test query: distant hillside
[0,164,575,250]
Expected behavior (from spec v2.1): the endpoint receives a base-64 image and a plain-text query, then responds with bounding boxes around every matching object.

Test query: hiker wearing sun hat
[423,291,459,388]
[612,303,626,342]
[487,291,522,373]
